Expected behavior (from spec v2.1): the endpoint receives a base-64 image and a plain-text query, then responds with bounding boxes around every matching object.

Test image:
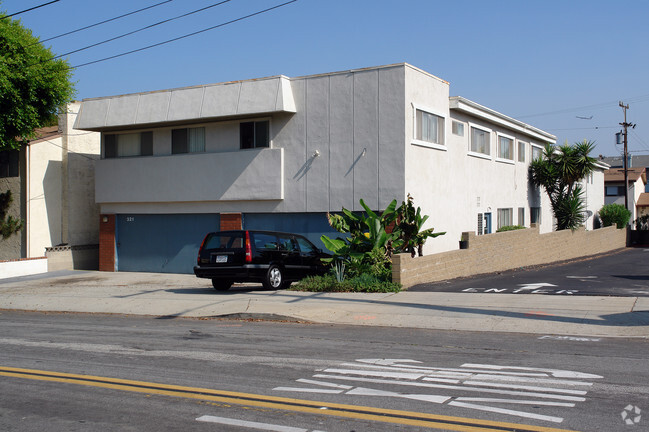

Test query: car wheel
[212,279,232,291]
[263,265,284,290]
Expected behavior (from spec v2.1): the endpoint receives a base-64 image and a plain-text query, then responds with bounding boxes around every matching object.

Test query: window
[240,121,269,149]
[415,109,444,145]
[531,144,543,161]
[518,207,525,226]
[477,213,483,235]
[104,132,153,158]
[296,237,317,254]
[452,120,464,136]
[606,186,624,196]
[0,150,19,178]
[497,134,514,160]
[172,127,205,154]
[517,141,526,162]
[530,207,541,225]
[470,126,490,156]
[497,208,513,229]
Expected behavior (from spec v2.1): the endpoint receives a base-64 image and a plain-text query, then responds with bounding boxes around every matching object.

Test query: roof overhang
[449,96,556,144]
[74,76,296,132]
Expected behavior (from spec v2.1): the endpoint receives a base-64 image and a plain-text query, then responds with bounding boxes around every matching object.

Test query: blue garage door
[242,213,339,251]
[116,214,220,274]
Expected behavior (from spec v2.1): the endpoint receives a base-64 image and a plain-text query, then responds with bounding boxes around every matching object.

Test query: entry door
[484,212,492,234]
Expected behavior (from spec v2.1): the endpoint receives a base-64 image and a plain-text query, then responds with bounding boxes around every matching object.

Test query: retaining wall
[392,225,626,289]
[0,257,48,279]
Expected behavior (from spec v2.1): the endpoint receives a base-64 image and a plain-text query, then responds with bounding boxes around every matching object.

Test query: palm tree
[528,140,597,230]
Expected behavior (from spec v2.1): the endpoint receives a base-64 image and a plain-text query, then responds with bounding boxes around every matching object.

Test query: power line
[71,0,298,69]
[52,0,233,60]
[517,93,649,119]
[38,0,175,44]
[1,0,60,20]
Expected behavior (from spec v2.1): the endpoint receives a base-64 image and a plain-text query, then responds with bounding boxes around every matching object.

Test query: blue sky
[3,0,649,157]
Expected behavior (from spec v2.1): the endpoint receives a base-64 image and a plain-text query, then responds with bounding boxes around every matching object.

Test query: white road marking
[296,379,352,389]
[321,368,424,380]
[539,335,601,342]
[196,415,325,432]
[448,401,564,423]
[346,387,450,403]
[455,398,575,407]
[467,374,593,386]
[340,362,551,377]
[513,283,558,293]
[272,387,342,394]
[311,374,586,401]
[462,380,588,395]
[275,360,602,424]
[460,363,603,379]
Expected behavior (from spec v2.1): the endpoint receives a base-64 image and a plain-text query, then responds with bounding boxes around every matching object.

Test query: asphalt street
[409,247,649,296]
[1,311,647,432]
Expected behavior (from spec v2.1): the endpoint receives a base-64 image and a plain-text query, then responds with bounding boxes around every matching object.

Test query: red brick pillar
[99,214,116,271]
[220,213,242,231]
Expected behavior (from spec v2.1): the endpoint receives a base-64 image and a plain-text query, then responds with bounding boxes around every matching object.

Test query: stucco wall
[63,102,100,246]
[27,138,63,257]
[94,65,408,216]
[393,225,626,288]
[403,69,555,255]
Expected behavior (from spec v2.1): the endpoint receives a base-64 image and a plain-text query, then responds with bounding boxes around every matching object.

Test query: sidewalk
[1,270,648,337]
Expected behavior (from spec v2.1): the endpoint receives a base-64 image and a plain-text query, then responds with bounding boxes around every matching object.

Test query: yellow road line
[0,366,580,432]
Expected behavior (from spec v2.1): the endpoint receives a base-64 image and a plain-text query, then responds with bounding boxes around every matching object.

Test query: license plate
[215,255,227,263]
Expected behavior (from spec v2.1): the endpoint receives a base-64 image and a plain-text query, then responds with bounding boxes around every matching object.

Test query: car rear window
[203,232,244,250]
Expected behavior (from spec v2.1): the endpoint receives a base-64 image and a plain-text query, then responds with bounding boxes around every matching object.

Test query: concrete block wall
[46,244,99,271]
[393,225,627,288]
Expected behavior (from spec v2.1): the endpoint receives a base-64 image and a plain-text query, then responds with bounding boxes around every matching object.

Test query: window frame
[496,132,515,164]
[468,123,492,160]
[451,120,465,137]
[240,119,271,150]
[172,127,206,155]
[412,104,446,151]
[517,140,527,163]
[497,208,513,230]
[0,149,20,178]
[531,143,544,161]
[103,131,154,159]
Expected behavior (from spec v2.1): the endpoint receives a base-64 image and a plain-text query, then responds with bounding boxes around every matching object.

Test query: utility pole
[619,102,635,213]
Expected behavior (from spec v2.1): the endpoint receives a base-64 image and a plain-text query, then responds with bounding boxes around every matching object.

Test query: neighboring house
[604,167,647,224]
[637,193,649,219]
[74,63,605,274]
[0,102,101,262]
[600,155,649,193]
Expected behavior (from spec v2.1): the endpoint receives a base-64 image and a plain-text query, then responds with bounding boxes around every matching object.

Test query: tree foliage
[0,190,23,239]
[528,140,597,230]
[0,12,75,150]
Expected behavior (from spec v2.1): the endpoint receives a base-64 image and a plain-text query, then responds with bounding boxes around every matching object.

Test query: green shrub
[599,204,631,229]
[292,273,401,293]
[496,225,525,233]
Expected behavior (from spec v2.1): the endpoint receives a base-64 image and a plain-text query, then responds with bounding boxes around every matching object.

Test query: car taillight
[197,234,208,265]
[245,230,252,263]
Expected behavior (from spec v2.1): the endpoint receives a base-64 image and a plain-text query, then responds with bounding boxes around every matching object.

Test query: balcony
[95,148,283,204]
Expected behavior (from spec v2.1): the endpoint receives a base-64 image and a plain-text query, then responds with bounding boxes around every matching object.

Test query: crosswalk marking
[274,359,602,424]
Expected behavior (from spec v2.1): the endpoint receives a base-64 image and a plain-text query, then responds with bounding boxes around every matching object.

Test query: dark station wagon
[194,230,330,291]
